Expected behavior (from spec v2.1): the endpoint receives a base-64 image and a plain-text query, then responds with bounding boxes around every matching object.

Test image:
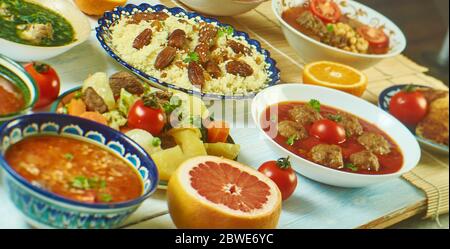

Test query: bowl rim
[95,3,280,100]
[252,83,421,179]
[0,54,38,119]
[0,0,91,49]
[271,0,407,59]
[378,84,449,153]
[0,113,159,210]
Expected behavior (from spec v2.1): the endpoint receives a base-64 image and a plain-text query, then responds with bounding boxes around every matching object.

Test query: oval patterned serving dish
[378,85,449,154]
[96,3,280,100]
[0,113,159,229]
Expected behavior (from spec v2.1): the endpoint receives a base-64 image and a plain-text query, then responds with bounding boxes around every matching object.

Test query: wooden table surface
[0,0,435,229]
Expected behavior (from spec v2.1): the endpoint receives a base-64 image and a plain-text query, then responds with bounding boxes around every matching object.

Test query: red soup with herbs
[0,76,25,115]
[5,135,143,204]
[261,100,403,175]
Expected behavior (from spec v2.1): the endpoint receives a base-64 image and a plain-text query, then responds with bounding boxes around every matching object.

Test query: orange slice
[303,61,368,97]
[74,0,127,16]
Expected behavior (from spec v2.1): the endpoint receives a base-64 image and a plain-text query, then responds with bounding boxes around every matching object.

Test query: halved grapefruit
[167,156,282,229]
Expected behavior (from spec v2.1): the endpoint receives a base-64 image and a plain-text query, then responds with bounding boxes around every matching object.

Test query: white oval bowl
[179,0,265,16]
[272,0,407,69]
[252,84,421,188]
[0,0,91,62]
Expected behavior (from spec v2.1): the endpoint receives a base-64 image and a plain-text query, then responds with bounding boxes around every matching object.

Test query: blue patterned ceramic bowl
[0,113,159,228]
[0,55,38,124]
[378,84,449,154]
[96,3,280,100]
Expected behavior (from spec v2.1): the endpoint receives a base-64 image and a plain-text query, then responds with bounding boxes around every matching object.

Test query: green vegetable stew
[0,0,75,46]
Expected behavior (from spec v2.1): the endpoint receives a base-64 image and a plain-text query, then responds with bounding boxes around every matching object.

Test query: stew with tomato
[5,135,143,204]
[0,76,24,115]
[282,0,390,54]
[261,100,403,175]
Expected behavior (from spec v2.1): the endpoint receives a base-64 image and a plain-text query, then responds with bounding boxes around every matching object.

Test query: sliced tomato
[310,0,341,23]
[357,25,390,54]
[207,120,230,143]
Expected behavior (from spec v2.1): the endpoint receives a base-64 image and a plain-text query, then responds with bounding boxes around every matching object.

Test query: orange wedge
[303,61,368,97]
[74,0,127,16]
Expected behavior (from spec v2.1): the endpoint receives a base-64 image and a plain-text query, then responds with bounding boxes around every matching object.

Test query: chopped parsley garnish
[162,96,182,114]
[328,114,343,122]
[183,52,200,63]
[64,153,74,161]
[218,26,234,38]
[71,176,107,190]
[99,193,112,203]
[286,135,298,146]
[74,91,83,99]
[61,106,68,114]
[152,137,161,147]
[327,24,334,33]
[309,99,321,112]
[345,163,358,172]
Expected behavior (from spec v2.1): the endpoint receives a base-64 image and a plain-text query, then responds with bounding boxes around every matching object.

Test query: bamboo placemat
[164,0,449,221]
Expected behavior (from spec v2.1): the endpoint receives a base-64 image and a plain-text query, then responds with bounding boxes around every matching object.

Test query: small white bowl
[252,84,421,188]
[0,0,91,62]
[179,0,267,16]
[272,0,407,69]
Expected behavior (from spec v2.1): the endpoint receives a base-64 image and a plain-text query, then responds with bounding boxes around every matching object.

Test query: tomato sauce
[5,136,143,204]
[262,102,404,175]
[0,77,24,115]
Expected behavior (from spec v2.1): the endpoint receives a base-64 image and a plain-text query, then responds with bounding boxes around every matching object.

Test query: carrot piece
[67,99,87,117]
[206,120,230,143]
[80,112,108,126]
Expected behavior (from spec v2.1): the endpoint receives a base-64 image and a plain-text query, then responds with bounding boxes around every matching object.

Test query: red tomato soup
[261,101,403,175]
[0,76,25,115]
[5,135,143,204]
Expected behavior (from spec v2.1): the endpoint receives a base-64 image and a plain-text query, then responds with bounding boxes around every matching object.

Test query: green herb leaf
[328,114,343,122]
[162,96,182,114]
[183,52,199,63]
[99,180,107,189]
[345,163,358,172]
[286,135,298,146]
[74,91,83,99]
[403,84,417,93]
[61,106,68,114]
[64,153,74,161]
[152,137,161,147]
[327,24,334,33]
[218,26,234,38]
[309,99,321,112]
[71,176,90,190]
[99,193,112,203]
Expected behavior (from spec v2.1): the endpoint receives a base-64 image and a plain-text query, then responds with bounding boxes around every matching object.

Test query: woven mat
[164,0,449,219]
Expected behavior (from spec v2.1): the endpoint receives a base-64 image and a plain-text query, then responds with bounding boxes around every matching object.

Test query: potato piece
[151,146,186,181]
[126,129,162,155]
[204,143,240,160]
[169,128,207,157]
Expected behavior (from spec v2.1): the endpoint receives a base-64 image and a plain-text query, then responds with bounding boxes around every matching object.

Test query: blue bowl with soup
[0,113,159,229]
[0,54,38,123]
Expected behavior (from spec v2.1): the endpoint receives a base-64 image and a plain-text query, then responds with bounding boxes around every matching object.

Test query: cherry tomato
[128,99,166,136]
[389,85,428,127]
[258,157,298,201]
[309,119,346,144]
[24,62,60,109]
[310,0,341,23]
[357,25,390,54]
[206,120,230,143]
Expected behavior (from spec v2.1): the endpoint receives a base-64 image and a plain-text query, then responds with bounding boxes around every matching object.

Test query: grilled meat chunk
[310,144,344,169]
[349,150,380,171]
[336,112,363,137]
[82,87,109,114]
[288,105,323,125]
[277,120,308,140]
[109,71,144,98]
[357,132,391,155]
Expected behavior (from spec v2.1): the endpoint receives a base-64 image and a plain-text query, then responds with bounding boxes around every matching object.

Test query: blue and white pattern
[378,84,449,154]
[96,3,280,100]
[0,113,159,229]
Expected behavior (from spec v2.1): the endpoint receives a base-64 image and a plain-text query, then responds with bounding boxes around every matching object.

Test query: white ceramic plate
[272,0,407,69]
[0,0,91,62]
[252,84,421,188]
